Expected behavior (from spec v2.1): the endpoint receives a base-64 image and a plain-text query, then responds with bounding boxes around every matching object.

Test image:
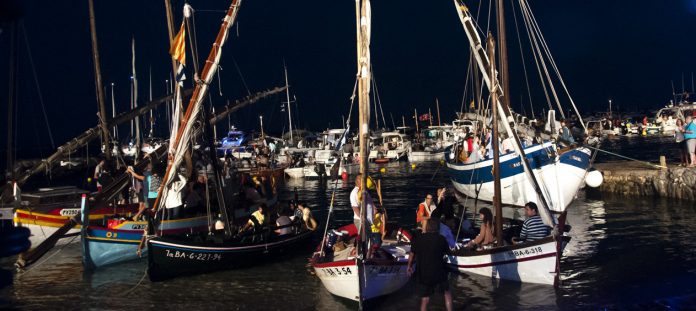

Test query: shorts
[137,190,145,202]
[687,139,696,154]
[417,279,449,297]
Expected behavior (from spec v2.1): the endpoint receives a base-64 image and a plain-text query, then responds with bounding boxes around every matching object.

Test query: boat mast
[132,38,141,161]
[436,98,441,126]
[6,22,16,181]
[88,0,112,162]
[453,0,556,225]
[355,0,372,306]
[284,63,294,145]
[488,35,504,246]
[153,0,243,238]
[496,0,511,110]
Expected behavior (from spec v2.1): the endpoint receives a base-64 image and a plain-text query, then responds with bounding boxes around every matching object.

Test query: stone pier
[594,162,696,201]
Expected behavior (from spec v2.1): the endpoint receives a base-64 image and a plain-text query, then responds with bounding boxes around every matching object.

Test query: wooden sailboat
[445,0,580,286]
[146,0,313,281]
[311,0,412,303]
[445,0,593,214]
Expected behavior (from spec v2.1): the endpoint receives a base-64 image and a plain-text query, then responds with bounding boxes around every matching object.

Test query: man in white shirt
[350,174,375,233]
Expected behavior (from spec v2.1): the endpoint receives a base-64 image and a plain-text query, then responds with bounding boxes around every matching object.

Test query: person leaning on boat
[407,219,454,311]
[513,202,551,244]
[350,174,375,233]
[464,207,495,250]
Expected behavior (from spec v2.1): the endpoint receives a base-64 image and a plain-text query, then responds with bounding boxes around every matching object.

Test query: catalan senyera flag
[170,22,186,65]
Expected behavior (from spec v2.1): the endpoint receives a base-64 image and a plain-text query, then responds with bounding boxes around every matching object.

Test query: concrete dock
[594,161,696,202]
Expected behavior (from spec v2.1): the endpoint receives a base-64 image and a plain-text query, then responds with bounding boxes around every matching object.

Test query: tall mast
[454,0,556,225]
[284,63,294,145]
[154,0,243,238]
[132,38,141,160]
[164,0,178,77]
[488,35,503,247]
[149,67,154,138]
[110,83,117,138]
[355,0,372,306]
[496,0,511,110]
[436,98,441,126]
[88,0,111,162]
[6,22,17,180]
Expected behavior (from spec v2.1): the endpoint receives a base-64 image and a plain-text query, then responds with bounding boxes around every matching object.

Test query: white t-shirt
[350,186,374,224]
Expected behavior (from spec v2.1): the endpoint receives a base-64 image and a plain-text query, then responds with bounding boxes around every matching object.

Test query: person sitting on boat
[416,194,436,229]
[559,119,575,146]
[464,207,495,250]
[298,201,318,231]
[513,202,551,244]
[275,212,292,236]
[350,174,375,233]
[240,204,267,233]
[501,137,515,154]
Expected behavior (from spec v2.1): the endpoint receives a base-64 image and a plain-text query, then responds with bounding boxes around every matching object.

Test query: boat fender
[585,170,603,188]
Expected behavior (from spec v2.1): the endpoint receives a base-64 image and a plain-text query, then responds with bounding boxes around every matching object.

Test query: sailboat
[311,0,412,303]
[444,0,592,285]
[444,0,593,214]
[145,0,314,281]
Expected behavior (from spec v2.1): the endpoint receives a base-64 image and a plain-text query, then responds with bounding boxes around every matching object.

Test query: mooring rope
[584,145,666,169]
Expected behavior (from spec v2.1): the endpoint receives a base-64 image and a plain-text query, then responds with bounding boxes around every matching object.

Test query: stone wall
[598,164,696,201]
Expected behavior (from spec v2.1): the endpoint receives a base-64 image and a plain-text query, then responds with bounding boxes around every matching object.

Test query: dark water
[2,161,696,310]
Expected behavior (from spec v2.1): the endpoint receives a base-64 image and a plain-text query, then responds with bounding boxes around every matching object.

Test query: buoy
[411,163,417,170]
[585,170,603,188]
[341,171,348,180]
[379,167,386,173]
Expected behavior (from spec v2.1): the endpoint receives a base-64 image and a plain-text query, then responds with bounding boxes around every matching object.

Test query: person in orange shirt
[416,194,436,228]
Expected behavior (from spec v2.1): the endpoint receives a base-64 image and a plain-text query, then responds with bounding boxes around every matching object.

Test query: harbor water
[2,159,696,310]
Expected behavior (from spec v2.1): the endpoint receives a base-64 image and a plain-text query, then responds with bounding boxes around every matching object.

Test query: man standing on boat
[407,219,453,311]
[350,173,374,234]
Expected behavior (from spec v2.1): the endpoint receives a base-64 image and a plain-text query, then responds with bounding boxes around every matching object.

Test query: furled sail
[155,0,243,211]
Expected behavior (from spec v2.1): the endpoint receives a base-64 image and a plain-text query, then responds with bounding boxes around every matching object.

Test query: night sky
[1,0,696,167]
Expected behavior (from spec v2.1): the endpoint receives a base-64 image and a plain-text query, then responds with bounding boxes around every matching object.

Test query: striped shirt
[520,215,550,242]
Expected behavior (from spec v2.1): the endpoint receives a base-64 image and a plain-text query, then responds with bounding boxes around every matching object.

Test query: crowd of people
[407,188,551,310]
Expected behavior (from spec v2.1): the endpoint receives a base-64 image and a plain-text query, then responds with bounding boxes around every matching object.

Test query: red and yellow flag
[169,22,186,65]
